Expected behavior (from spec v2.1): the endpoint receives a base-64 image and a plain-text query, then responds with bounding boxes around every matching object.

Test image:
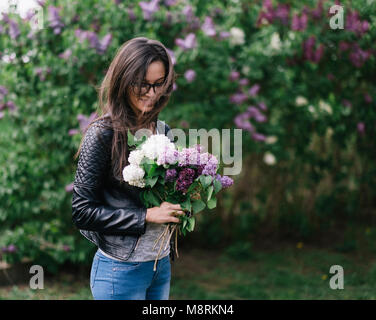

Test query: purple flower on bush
[229,71,240,82]
[252,132,267,142]
[291,12,308,31]
[230,92,248,105]
[302,36,325,63]
[65,182,74,193]
[201,16,216,37]
[8,19,20,39]
[247,106,267,123]
[175,33,197,51]
[349,44,371,68]
[234,112,255,133]
[69,112,98,136]
[176,168,195,194]
[0,85,8,98]
[184,69,196,83]
[6,244,17,253]
[248,84,260,97]
[48,6,65,35]
[58,49,72,60]
[357,122,365,135]
[139,0,160,21]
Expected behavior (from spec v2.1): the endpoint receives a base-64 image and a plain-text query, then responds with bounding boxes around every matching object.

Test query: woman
[71,37,185,300]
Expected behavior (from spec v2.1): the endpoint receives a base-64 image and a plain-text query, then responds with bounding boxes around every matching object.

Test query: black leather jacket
[71,117,176,262]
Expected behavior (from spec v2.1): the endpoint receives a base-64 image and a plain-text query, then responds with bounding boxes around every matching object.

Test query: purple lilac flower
[69,112,98,135]
[166,48,176,65]
[178,147,201,166]
[291,12,308,31]
[37,0,46,7]
[357,122,365,135]
[65,182,74,193]
[247,106,267,123]
[58,49,72,60]
[349,44,371,68]
[201,16,216,37]
[258,102,267,111]
[219,31,230,40]
[175,33,197,51]
[201,154,218,176]
[230,92,248,105]
[239,78,249,86]
[248,84,260,97]
[0,111,4,119]
[182,5,194,22]
[274,3,290,25]
[127,8,137,22]
[176,168,195,194]
[6,101,17,112]
[48,6,65,35]
[234,112,255,133]
[215,174,234,189]
[364,93,372,104]
[252,132,267,142]
[302,36,325,63]
[165,168,177,182]
[310,0,323,20]
[6,244,17,253]
[229,71,240,82]
[139,0,160,21]
[8,19,20,39]
[165,0,178,6]
[157,146,179,165]
[346,9,369,37]
[0,85,8,98]
[184,69,196,83]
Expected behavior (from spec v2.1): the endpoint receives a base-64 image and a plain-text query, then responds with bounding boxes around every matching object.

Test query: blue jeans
[90,249,171,300]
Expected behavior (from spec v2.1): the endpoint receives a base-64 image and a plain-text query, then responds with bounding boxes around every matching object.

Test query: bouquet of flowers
[122,130,234,270]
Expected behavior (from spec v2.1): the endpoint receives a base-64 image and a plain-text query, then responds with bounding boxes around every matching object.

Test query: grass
[0,242,375,300]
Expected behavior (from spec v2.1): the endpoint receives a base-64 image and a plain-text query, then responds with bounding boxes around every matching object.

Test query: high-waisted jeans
[90,249,171,300]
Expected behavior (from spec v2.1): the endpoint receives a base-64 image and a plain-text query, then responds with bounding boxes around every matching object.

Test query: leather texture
[71,117,176,261]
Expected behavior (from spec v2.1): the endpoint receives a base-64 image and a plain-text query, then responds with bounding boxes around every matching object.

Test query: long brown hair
[73,37,177,182]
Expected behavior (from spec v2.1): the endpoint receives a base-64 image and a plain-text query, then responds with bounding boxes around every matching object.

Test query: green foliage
[0,0,375,266]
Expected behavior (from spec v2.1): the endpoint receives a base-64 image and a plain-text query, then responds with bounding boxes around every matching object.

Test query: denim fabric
[90,249,171,300]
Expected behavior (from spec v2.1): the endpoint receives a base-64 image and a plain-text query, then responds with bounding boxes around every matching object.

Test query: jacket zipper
[134,236,141,251]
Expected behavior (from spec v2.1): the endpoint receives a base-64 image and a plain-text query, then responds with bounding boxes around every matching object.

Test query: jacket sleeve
[71,122,147,235]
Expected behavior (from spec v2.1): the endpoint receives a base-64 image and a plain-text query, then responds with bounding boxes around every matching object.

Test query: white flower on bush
[270,32,282,50]
[265,136,278,144]
[229,27,245,46]
[319,100,332,114]
[295,96,308,107]
[122,164,145,188]
[141,134,173,160]
[128,149,145,166]
[263,152,276,166]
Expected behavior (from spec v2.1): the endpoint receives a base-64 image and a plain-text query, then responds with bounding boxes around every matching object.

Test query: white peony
[122,164,145,188]
[141,134,174,160]
[128,149,145,166]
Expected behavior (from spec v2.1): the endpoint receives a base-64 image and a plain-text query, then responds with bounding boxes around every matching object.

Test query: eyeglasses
[130,79,165,96]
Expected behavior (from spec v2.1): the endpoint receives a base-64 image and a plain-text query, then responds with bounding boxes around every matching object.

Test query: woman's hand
[146,201,185,224]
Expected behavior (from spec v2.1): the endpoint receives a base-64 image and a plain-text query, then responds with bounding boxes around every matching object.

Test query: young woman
[71,37,185,300]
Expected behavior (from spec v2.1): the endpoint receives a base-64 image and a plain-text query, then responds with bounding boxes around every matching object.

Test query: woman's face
[128,60,166,115]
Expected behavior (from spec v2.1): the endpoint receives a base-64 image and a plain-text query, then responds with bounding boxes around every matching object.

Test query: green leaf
[186,216,195,232]
[192,199,206,214]
[213,179,222,194]
[181,197,192,212]
[144,190,160,207]
[207,197,217,209]
[199,175,213,189]
[207,185,214,201]
[145,176,158,188]
[127,129,136,147]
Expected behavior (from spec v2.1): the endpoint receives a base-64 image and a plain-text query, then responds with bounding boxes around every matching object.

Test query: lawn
[0,242,375,300]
